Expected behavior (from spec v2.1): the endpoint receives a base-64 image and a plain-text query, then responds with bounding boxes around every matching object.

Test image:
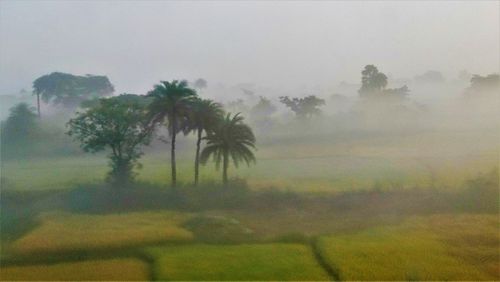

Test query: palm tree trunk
[171,115,177,187]
[36,92,41,118]
[222,149,228,185]
[194,128,202,186]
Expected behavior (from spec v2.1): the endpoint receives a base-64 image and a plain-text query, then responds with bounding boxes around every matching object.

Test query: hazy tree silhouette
[200,113,256,185]
[1,103,39,158]
[358,65,388,96]
[250,96,277,118]
[147,80,197,187]
[466,74,499,95]
[414,70,445,84]
[192,78,208,91]
[67,95,153,185]
[279,95,325,120]
[358,65,409,99]
[188,98,224,185]
[33,72,114,115]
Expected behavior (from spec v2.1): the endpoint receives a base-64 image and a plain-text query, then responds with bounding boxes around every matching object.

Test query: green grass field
[145,243,330,281]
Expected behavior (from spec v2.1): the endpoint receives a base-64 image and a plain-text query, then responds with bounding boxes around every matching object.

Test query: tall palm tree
[147,80,197,187]
[189,98,223,185]
[200,113,256,185]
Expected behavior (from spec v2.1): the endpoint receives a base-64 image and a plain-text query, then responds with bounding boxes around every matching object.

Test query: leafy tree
[32,72,114,115]
[279,95,325,120]
[147,80,197,187]
[67,95,153,185]
[358,65,409,99]
[250,96,277,118]
[1,103,38,157]
[358,65,388,96]
[466,74,499,95]
[200,113,256,185]
[188,98,224,185]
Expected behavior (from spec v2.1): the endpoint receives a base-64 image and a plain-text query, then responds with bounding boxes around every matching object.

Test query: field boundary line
[310,236,341,281]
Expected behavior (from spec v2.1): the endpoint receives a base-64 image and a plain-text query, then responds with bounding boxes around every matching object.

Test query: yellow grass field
[317,214,499,281]
[9,211,193,254]
[0,258,149,281]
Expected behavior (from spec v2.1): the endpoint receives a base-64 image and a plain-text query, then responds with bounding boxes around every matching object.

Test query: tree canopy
[359,65,388,96]
[33,72,114,108]
[67,95,153,185]
[200,113,256,184]
[466,74,499,95]
[147,80,197,187]
[1,103,39,158]
[279,95,325,120]
[358,65,409,99]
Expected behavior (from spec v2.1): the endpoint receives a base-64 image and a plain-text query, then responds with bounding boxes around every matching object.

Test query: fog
[1,1,498,95]
[1,2,499,281]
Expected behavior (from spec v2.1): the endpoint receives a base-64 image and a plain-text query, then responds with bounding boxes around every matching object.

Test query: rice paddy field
[1,130,499,280]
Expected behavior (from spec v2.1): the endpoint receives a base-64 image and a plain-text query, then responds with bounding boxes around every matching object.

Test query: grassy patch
[317,215,498,280]
[426,214,500,279]
[145,243,330,281]
[0,258,149,281]
[9,211,193,255]
[182,215,256,243]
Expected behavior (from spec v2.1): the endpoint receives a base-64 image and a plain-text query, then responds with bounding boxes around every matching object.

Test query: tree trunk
[36,92,41,118]
[222,149,228,185]
[194,128,202,186]
[171,115,177,187]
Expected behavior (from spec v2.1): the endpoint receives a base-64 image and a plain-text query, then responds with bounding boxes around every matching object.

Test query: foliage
[465,73,500,95]
[250,96,277,122]
[188,98,224,185]
[200,113,256,184]
[459,167,499,212]
[1,103,39,158]
[358,65,409,99]
[145,244,330,281]
[359,64,388,95]
[33,72,114,108]
[147,80,197,186]
[182,215,255,243]
[279,95,325,120]
[67,95,153,184]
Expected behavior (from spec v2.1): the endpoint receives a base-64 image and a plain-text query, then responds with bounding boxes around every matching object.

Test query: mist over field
[0,1,499,281]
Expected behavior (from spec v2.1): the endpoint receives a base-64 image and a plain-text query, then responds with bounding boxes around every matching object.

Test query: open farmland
[0,259,150,281]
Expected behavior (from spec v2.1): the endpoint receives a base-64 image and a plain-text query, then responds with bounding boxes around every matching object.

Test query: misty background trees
[0,103,39,158]
[2,66,498,186]
[33,72,114,116]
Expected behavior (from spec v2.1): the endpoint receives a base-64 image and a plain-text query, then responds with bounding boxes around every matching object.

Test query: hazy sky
[0,0,498,94]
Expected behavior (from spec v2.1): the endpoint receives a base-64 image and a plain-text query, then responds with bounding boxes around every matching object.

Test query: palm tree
[147,80,197,187]
[188,98,223,185]
[200,113,256,185]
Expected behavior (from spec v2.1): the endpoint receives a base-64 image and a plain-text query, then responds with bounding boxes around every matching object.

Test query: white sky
[0,0,498,94]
